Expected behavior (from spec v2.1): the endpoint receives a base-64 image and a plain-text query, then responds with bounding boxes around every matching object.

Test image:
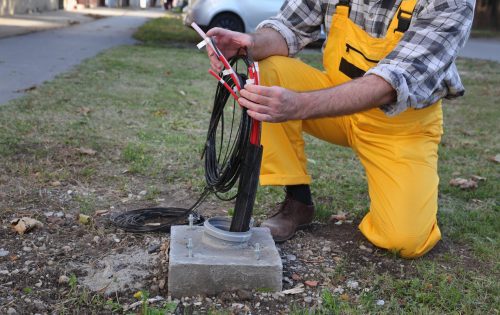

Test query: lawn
[0,13,498,314]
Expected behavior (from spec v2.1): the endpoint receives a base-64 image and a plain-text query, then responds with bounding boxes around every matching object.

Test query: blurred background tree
[474,0,499,30]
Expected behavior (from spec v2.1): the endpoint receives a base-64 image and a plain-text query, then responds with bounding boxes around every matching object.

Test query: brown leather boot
[260,194,315,242]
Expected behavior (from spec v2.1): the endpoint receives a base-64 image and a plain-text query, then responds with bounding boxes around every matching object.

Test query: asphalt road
[459,38,500,63]
[0,9,164,105]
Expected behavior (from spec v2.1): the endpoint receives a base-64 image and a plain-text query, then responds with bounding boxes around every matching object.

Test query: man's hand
[206,27,253,72]
[239,75,397,123]
[239,85,303,122]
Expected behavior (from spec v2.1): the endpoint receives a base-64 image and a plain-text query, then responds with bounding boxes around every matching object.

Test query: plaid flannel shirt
[257,0,475,116]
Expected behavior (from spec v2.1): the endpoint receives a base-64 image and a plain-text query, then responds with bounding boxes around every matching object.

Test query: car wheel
[209,13,245,33]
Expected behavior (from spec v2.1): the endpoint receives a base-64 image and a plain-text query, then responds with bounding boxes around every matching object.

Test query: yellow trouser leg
[353,105,443,258]
[258,56,443,258]
[258,56,350,186]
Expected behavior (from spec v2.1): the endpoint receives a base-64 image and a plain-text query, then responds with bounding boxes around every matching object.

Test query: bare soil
[0,195,485,314]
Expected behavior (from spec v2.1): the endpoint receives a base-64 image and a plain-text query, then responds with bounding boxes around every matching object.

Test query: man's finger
[206,45,223,72]
[244,84,275,97]
[247,110,272,122]
[240,88,272,105]
[238,97,269,114]
[206,27,223,37]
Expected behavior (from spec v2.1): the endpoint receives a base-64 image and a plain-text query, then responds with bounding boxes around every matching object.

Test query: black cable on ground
[110,55,254,233]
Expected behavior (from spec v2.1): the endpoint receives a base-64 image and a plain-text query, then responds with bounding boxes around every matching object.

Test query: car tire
[208,13,245,33]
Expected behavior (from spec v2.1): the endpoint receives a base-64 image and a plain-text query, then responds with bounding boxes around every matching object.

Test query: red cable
[208,69,240,101]
[248,65,261,146]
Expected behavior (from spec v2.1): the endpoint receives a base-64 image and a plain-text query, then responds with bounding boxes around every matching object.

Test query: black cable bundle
[110,55,253,233]
[204,56,253,199]
[109,192,208,233]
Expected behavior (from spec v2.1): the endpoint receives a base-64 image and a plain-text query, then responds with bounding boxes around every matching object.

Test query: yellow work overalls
[258,0,443,258]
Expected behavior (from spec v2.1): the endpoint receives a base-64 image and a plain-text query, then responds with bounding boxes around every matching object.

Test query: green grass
[0,16,498,314]
[133,13,200,45]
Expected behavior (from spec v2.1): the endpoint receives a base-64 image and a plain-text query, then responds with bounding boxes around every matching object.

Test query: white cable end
[246,79,255,85]
[222,69,233,76]
[254,61,260,84]
[196,40,207,49]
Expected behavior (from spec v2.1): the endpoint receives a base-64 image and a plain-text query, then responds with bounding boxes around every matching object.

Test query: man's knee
[360,214,441,258]
[385,224,441,258]
[385,232,429,258]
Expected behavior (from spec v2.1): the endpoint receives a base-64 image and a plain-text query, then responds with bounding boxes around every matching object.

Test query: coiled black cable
[204,55,253,200]
[110,55,254,232]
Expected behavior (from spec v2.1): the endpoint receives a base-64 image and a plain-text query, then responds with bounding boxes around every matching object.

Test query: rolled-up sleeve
[256,0,324,56]
[366,0,475,116]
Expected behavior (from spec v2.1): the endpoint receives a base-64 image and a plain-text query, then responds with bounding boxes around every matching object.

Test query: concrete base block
[168,225,282,297]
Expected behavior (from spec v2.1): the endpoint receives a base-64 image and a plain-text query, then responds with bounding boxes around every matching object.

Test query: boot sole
[272,223,312,243]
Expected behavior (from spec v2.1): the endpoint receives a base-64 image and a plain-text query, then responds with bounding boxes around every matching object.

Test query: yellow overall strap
[389,0,418,34]
[335,0,351,18]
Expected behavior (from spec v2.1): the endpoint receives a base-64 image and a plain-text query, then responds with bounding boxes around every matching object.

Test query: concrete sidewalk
[0,7,166,105]
[0,7,164,39]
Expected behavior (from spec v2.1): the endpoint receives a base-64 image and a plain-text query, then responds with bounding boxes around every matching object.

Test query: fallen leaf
[50,181,61,187]
[10,217,44,235]
[160,240,170,253]
[359,244,373,253]
[77,147,96,156]
[281,284,305,295]
[133,291,143,299]
[78,214,91,225]
[124,296,164,311]
[307,158,317,164]
[340,293,350,301]
[488,154,500,163]
[329,212,347,222]
[77,107,91,116]
[449,177,478,190]
[178,90,186,96]
[94,209,109,216]
[153,109,168,117]
[305,280,319,287]
[46,216,65,225]
[291,273,302,281]
[470,175,486,182]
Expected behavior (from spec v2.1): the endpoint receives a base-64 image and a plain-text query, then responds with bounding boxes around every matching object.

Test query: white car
[183,0,285,33]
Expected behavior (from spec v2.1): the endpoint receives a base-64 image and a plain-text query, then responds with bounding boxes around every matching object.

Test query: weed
[122,143,153,175]
[74,194,97,215]
[68,273,77,293]
[144,186,161,200]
